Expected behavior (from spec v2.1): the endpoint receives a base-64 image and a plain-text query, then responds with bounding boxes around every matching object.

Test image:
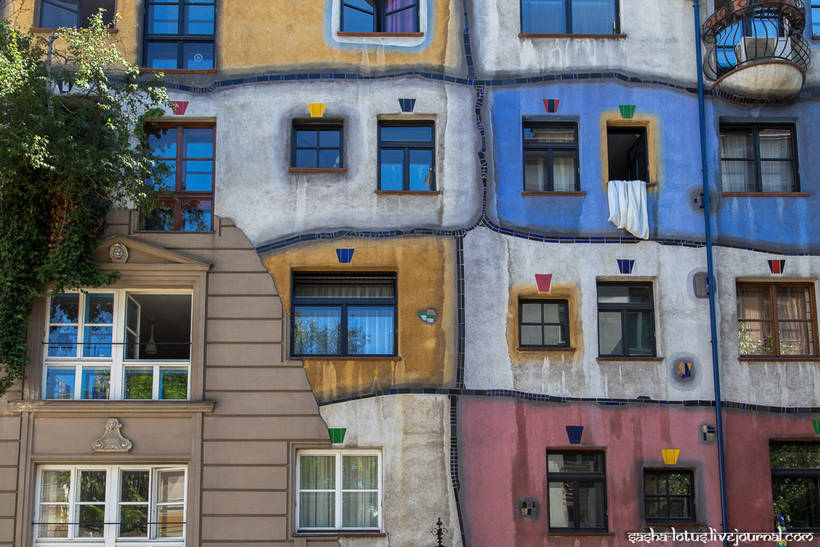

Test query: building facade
[2,0,819,545]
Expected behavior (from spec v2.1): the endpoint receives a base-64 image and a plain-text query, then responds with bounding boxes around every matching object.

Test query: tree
[0,13,169,394]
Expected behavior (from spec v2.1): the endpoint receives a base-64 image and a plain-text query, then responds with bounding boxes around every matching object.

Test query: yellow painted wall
[262,237,457,402]
[10,0,460,72]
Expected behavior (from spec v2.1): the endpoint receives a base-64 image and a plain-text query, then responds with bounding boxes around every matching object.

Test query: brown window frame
[736,282,818,358]
[141,121,215,232]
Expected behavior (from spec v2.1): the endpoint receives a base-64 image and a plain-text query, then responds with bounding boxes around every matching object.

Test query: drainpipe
[692,1,730,544]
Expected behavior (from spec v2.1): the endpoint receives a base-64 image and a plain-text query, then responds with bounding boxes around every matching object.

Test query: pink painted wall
[459,397,819,546]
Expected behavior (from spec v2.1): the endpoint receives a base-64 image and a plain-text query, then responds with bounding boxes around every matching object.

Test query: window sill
[547,531,614,536]
[739,356,820,362]
[135,230,216,234]
[140,68,218,74]
[31,27,118,34]
[643,521,703,528]
[597,356,663,363]
[375,190,441,196]
[517,346,576,352]
[721,192,809,197]
[522,191,587,196]
[520,33,626,39]
[298,355,403,361]
[289,167,347,173]
[337,31,424,38]
[9,399,215,415]
[294,531,385,537]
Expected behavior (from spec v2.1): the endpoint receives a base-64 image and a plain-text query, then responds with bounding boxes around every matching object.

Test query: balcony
[703,0,811,102]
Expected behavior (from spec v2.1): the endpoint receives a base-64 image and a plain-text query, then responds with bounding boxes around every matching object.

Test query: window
[547,450,607,531]
[143,123,214,231]
[523,123,579,192]
[813,1,820,37]
[607,126,648,182]
[341,0,419,33]
[296,450,381,531]
[519,299,570,348]
[720,125,798,193]
[644,470,694,522]
[597,282,656,357]
[36,466,186,541]
[521,0,619,35]
[38,0,115,28]
[44,290,191,400]
[771,442,820,530]
[292,121,343,169]
[291,273,396,356]
[737,283,817,357]
[144,0,214,70]
[378,122,435,191]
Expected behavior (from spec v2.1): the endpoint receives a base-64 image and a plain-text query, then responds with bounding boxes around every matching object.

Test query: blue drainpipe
[692,1,730,544]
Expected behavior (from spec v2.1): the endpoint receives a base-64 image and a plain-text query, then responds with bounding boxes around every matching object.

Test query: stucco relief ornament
[91,418,133,453]
[108,242,129,264]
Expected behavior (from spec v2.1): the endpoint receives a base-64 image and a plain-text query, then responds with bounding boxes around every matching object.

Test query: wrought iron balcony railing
[702,0,810,84]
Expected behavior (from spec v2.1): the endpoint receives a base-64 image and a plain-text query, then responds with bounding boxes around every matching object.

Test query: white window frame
[42,289,192,401]
[331,0,428,47]
[296,449,382,532]
[33,465,187,547]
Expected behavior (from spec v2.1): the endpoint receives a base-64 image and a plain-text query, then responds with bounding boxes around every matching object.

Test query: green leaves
[0,15,168,394]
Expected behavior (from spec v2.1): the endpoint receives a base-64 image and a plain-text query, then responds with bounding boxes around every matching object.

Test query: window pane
[160,369,188,399]
[79,0,116,26]
[644,473,659,494]
[300,455,335,489]
[294,307,342,354]
[379,149,404,190]
[543,301,568,323]
[142,203,175,231]
[300,492,335,527]
[343,455,378,489]
[295,149,318,168]
[578,480,606,528]
[78,504,105,537]
[348,307,394,354]
[385,3,417,32]
[79,470,106,502]
[521,0,565,34]
[737,285,771,320]
[521,325,542,345]
[524,125,575,144]
[342,492,379,527]
[380,125,432,142]
[296,130,318,148]
[81,367,110,399]
[543,325,566,346]
[720,160,756,192]
[184,4,214,34]
[553,151,576,191]
[183,161,213,191]
[771,443,820,468]
[157,504,184,537]
[184,128,213,158]
[521,303,541,323]
[294,277,394,298]
[181,199,212,231]
[158,470,186,503]
[778,321,813,356]
[148,3,180,34]
[738,320,774,355]
[40,0,80,28]
[183,42,214,69]
[772,477,818,529]
[548,480,575,527]
[548,452,603,473]
[149,128,178,159]
[667,472,692,495]
[760,160,794,192]
[86,294,113,324]
[598,311,623,355]
[524,152,547,191]
[720,131,754,159]
[41,470,71,502]
[50,293,79,323]
[626,310,653,355]
[38,504,69,537]
[127,293,191,360]
[319,129,341,148]
[120,471,149,502]
[598,285,630,304]
[48,326,78,357]
[342,2,376,32]
[83,326,112,357]
[759,128,793,159]
[408,149,434,191]
[571,0,616,34]
[319,149,342,168]
[46,368,76,399]
[119,505,148,537]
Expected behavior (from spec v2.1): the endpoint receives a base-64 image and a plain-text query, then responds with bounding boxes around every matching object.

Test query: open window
[606,126,648,182]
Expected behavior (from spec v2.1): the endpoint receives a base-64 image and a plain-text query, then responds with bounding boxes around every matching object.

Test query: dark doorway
[607,126,648,182]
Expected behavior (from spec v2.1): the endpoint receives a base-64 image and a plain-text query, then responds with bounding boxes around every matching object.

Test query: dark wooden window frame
[522,122,579,192]
[770,441,820,531]
[377,121,436,192]
[290,272,398,358]
[143,0,216,70]
[291,120,344,170]
[596,282,656,358]
[520,0,620,35]
[643,469,696,523]
[341,0,420,33]
[546,449,608,532]
[719,124,799,193]
[736,281,818,358]
[142,121,215,232]
[518,299,571,348]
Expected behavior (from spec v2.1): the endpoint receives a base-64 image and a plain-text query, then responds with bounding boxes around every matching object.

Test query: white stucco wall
[167,79,481,246]
[319,395,463,547]
[464,227,820,407]
[469,0,698,82]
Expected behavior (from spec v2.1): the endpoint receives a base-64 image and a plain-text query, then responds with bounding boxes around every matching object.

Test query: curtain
[553,153,576,191]
[348,307,394,354]
[571,0,614,34]
[720,132,755,191]
[294,278,394,298]
[342,456,379,527]
[759,129,794,192]
[300,456,335,528]
[385,0,417,33]
[777,286,813,355]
